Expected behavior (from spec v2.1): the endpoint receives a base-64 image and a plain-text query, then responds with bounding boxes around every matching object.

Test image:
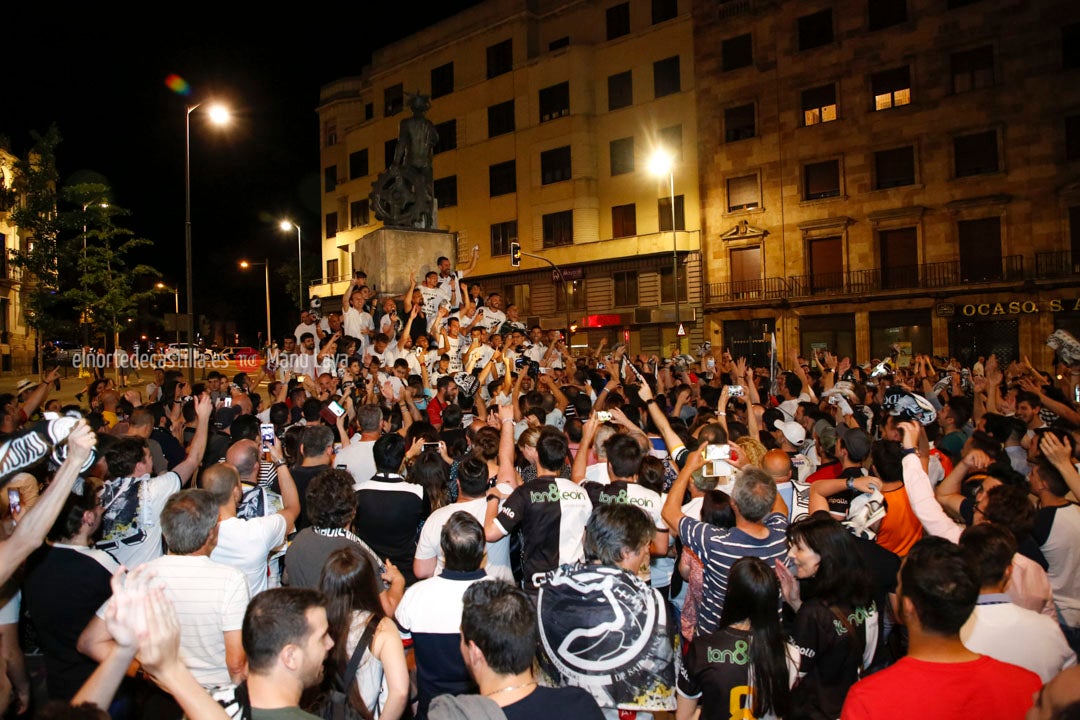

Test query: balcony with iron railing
[1034,251,1080,279]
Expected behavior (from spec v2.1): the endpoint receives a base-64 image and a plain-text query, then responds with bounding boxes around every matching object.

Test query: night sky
[4,5,480,346]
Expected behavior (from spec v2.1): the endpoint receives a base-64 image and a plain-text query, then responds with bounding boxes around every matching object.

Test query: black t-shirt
[679,627,774,720]
[353,473,430,586]
[289,463,331,532]
[503,686,604,720]
[827,467,865,517]
[790,601,866,720]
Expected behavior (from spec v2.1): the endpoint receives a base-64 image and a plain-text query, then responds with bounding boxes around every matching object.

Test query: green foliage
[275,248,321,312]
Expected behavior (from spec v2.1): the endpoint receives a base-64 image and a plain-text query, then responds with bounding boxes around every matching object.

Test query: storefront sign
[556,266,585,282]
[936,303,956,317]
[960,299,1080,316]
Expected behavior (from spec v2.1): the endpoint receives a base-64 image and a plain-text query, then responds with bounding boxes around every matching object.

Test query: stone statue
[370,92,440,229]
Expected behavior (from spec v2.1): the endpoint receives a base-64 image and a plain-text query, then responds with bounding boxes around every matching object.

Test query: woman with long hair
[677,556,797,720]
[678,490,736,645]
[318,545,409,720]
[776,513,878,720]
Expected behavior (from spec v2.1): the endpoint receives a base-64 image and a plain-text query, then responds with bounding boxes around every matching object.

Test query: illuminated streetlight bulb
[648,149,673,177]
[207,104,231,125]
[240,260,251,268]
[279,219,293,231]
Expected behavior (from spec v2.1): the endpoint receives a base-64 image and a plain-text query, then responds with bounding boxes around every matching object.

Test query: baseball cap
[813,419,837,457]
[777,421,806,446]
[839,428,872,462]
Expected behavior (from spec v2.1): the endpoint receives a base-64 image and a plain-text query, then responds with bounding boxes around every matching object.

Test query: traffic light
[510,241,521,267]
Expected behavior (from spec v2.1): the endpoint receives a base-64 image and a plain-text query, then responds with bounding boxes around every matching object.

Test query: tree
[275,247,321,313]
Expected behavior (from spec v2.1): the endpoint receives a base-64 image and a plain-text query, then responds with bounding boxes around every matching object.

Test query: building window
[0,235,7,278]
[958,217,1003,282]
[658,195,686,230]
[660,125,683,160]
[951,46,994,93]
[325,212,338,239]
[488,100,515,137]
[1067,115,1080,161]
[1064,23,1080,69]
[434,176,458,209]
[608,71,633,110]
[324,166,337,193]
[725,103,756,142]
[654,56,681,98]
[539,81,570,122]
[613,271,639,306]
[722,34,753,71]
[871,66,911,110]
[384,139,397,170]
[543,210,574,247]
[487,39,513,79]
[504,283,531,314]
[350,199,370,227]
[431,62,454,99]
[798,9,833,51]
[324,120,337,147]
[490,220,517,257]
[874,146,916,189]
[801,83,837,125]
[384,83,403,117]
[541,146,572,185]
[653,0,677,23]
[954,130,999,177]
[556,279,588,311]
[607,2,631,40]
[327,259,339,281]
[364,103,374,121]
[879,227,918,289]
[868,0,907,30]
[349,149,369,180]
[433,120,457,154]
[730,246,762,292]
[549,36,570,51]
[727,175,760,211]
[804,159,841,200]
[489,160,517,196]
[660,265,688,303]
[612,203,637,238]
[610,137,635,176]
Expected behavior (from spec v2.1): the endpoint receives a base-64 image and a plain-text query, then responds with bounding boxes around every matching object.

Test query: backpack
[312,619,378,720]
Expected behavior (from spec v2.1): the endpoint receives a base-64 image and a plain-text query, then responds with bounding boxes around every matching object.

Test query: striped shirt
[678,512,789,635]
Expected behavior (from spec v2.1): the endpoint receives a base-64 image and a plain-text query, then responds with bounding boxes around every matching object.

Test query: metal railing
[1034,251,1080,278]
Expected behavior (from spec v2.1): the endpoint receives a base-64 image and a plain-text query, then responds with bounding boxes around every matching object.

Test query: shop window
[801,83,837,125]
[800,313,856,362]
[610,137,635,175]
[608,71,633,110]
[870,310,933,359]
[723,34,753,71]
[798,9,833,51]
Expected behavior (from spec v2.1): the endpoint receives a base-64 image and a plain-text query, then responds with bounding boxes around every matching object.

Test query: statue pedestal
[349,227,457,297]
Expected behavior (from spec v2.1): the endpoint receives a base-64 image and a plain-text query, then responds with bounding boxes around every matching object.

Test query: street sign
[677,323,686,337]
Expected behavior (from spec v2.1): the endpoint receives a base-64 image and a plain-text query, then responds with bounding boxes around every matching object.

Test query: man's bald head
[226,439,261,480]
[762,449,792,481]
[201,463,241,507]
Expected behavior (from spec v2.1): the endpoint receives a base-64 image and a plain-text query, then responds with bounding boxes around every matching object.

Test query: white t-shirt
[337,439,377,488]
[473,307,506,334]
[419,286,451,318]
[440,334,464,372]
[292,351,319,381]
[414,497,513,582]
[97,471,182,569]
[294,322,321,351]
[211,514,288,597]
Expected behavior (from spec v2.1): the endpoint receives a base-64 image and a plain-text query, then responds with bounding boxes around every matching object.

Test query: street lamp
[279,220,303,306]
[649,149,680,350]
[240,259,272,357]
[185,101,231,382]
[155,282,180,344]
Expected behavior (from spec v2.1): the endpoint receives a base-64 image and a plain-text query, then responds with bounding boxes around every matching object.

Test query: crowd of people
[0,255,1079,719]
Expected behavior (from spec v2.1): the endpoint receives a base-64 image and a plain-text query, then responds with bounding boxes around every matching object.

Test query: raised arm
[899,421,962,544]
[571,415,600,484]
[637,380,686,464]
[172,394,212,486]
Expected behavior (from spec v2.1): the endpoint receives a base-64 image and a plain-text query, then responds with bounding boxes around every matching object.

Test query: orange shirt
[875,483,923,557]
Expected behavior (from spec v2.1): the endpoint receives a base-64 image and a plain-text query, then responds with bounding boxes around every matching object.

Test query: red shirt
[427,395,446,427]
[807,460,842,483]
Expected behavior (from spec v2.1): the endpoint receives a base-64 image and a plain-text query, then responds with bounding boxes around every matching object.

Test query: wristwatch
[846,477,856,492]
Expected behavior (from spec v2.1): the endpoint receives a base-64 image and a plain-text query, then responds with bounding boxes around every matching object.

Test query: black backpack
[311,620,378,720]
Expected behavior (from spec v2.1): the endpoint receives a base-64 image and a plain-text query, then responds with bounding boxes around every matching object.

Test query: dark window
[488,100,515,137]
[431,63,454,99]
[874,146,916,189]
[879,227,918,289]
[540,82,570,122]
[556,279,587,311]
[504,283,531,313]
[952,46,994,93]
[325,212,338,238]
[324,166,337,193]
[654,56,681,98]
[652,0,678,24]
[434,176,458,209]
[433,120,457,154]
[809,236,843,290]
[327,259,339,281]
[725,103,756,142]
[660,125,683,160]
[549,36,570,51]
[491,220,517,256]
[1067,115,1080,161]
[607,2,631,40]
[608,71,633,110]
[658,195,686,230]
[958,217,1003,282]
[801,83,837,125]
[612,203,637,238]
[350,199,370,227]
[487,39,513,79]
[384,83,403,117]
[384,139,397,170]
[0,235,7,278]
[489,160,517,196]
[804,160,841,200]
[660,265,687,303]
[324,121,337,147]
[798,9,833,51]
[613,271,639,306]
[541,146,572,185]
[730,246,762,289]
[954,130,998,177]
[543,210,574,247]
[1064,23,1080,69]
[868,0,907,30]
[349,149,369,179]
[871,66,911,110]
[722,34,753,71]
[727,175,760,211]
[610,137,635,176]
[364,103,374,121]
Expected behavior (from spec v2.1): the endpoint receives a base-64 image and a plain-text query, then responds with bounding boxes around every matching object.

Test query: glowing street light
[156,282,180,344]
[240,259,272,356]
[279,219,303,306]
